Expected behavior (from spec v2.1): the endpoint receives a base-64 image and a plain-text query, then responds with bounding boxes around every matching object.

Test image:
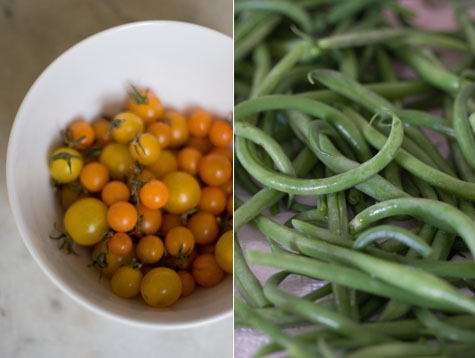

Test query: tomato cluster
[49,87,233,308]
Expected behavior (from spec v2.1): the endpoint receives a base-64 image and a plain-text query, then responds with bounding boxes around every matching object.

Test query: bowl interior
[7,21,233,328]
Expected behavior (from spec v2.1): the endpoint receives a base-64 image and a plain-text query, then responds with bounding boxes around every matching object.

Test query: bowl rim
[6,20,233,329]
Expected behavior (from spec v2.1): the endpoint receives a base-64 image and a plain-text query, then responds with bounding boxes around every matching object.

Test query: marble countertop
[0,1,232,357]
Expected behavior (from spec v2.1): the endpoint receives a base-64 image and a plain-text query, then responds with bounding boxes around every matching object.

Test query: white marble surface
[0,1,232,357]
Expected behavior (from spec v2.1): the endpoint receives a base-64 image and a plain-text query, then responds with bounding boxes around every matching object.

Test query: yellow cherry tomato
[49,147,83,183]
[141,267,182,307]
[60,183,87,209]
[215,230,233,274]
[99,143,134,179]
[146,150,177,179]
[129,133,160,165]
[110,111,144,144]
[162,171,201,214]
[111,266,143,298]
[177,270,195,297]
[92,242,135,278]
[64,198,109,246]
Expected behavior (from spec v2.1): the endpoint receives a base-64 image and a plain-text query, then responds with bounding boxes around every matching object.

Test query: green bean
[399,110,455,138]
[353,225,432,257]
[317,193,328,217]
[235,0,313,33]
[235,147,317,230]
[414,308,475,343]
[235,15,280,63]
[234,12,269,43]
[405,31,471,52]
[346,342,441,358]
[456,3,475,57]
[234,233,270,308]
[317,338,338,358]
[289,201,314,212]
[359,296,386,322]
[453,84,475,170]
[235,158,260,195]
[286,209,327,227]
[263,272,392,343]
[236,113,402,195]
[234,298,314,358]
[349,198,475,257]
[251,44,272,93]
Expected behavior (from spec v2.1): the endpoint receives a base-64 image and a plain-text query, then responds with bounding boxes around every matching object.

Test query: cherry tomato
[64,198,109,245]
[147,121,171,148]
[186,136,213,155]
[141,267,182,307]
[129,133,160,165]
[106,201,138,232]
[110,112,144,144]
[192,254,224,287]
[146,149,177,179]
[92,241,135,278]
[165,226,195,256]
[101,181,130,206]
[139,179,169,209]
[136,235,164,264]
[188,109,212,138]
[127,169,155,189]
[163,171,201,214]
[177,270,195,297]
[107,232,133,256]
[187,212,219,245]
[66,120,95,150]
[167,248,198,271]
[198,154,232,186]
[138,204,162,235]
[199,243,215,255]
[127,87,164,123]
[159,213,183,235]
[99,143,134,179]
[164,110,189,148]
[60,182,87,209]
[177,147,202,176]
[111,265,143,298]
[209,147,233,162]
[49,147,83,183]
[92,118,112,146]
[79,162,109,192]
[227,195,233,216]
[220,180,233,196]
[215,230,232,274]
[209,120,232,148]
[198,186,227,216]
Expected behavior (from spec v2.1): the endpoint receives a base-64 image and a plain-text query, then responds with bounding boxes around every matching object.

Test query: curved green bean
[453,83,475,170]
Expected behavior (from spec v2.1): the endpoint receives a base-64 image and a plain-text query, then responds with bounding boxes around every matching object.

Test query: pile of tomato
[48,87,233,308]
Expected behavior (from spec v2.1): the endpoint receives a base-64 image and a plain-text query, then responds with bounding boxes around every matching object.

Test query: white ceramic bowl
[6,21,233,328]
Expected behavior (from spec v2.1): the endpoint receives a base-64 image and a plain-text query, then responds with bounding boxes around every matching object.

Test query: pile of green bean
[234,1,475,357]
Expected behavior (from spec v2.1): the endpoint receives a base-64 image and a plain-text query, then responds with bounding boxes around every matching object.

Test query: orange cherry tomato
[187,212,220,245]
[227,195,233,216]
[147,121,171,148]
[107,201,138,232]
[198,154,232,186]
[186,136,213,155]
[209,120,232,148]
[167,248,198,271]
[159,213,183,235]
[136,235,164,264]
[192,254,224,287]
[137,204,162,235]
[101,180,130,206]
[66,120,95,150]
[199,243,215,255]
[107,232,133,255]
[127,169,155,189]
[209,147,233,162]
[127,87,164,124]
[220,180,233,196]
[177,147,202,176]
[110,112,144,144]
[165,226,195,257]
[79,162,109,192]
[129,133,161,165]
[198,186,227,216]
[139,180,169,209]
[188,109,212,138]
[146,149,178,179]
[177,270,195,297]
[164,110,189,148]
[163,171,201,214]
[92,118,112,146]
